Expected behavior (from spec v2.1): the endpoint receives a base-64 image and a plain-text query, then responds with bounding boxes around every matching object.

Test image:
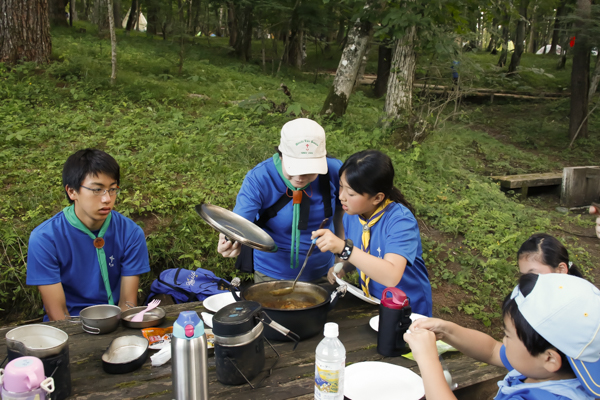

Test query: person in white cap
[404,273,600,400]
[217,118,344,283]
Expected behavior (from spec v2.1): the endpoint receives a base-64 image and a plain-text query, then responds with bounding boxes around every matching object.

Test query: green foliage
[0,26,597,326]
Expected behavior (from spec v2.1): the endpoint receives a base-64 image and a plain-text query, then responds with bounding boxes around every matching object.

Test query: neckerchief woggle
[273,153,311,269]
[358,199,393,299]
[63,204,114,305]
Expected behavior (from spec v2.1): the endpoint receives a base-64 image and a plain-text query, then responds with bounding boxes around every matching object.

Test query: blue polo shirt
[495,346,591,399]
[234,157,342,281]
[27,210,150,319]
[344,202,432,316]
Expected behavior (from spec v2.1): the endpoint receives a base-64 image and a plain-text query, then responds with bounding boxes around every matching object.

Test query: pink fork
[131,299,161,322]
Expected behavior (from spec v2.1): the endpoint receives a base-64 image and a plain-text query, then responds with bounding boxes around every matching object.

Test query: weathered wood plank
[561,166,600,207]
[490,173,562,189]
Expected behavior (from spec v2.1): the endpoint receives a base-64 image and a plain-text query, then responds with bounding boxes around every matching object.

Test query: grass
[0,23,598,325]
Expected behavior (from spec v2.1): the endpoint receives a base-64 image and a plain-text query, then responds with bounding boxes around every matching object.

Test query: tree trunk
[125,0,137,32]
[568,0,592,141]
[112,0,121,28]
[146,0,159,35]
[227,2,236,47]
[508,0,529,73]
[497,10,510,67]
[178,0,184,74]
[527,11,536,53]
[48,0,69,26]
[550,0,567,54]
[233,3,253,61]
[93,0,109,32]
[107,0,117,84]
[287,28,304,69]
[384,26,417,121]
[0,0,52,64]
[320,16,372,117]
[354,37,372,90]
[487,16,498,52]
[374,45,392,98]
[589,55,600,99]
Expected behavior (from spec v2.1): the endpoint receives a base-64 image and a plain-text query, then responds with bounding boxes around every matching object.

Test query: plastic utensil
[131,299,161,322]
[271,218,329,296]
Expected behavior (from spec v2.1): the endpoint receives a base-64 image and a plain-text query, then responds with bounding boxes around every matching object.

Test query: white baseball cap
[278,118,327,176]
[511,273,600,397]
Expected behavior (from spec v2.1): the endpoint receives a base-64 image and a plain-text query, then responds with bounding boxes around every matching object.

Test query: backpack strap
[319,171,332,218]
[256,193,292,228]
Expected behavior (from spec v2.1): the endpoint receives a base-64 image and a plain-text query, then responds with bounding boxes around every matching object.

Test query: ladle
[270,218,329,296]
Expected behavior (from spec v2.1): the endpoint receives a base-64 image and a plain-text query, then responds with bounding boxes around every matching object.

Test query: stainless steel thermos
[377,287,412,357]
[171,311,208,400]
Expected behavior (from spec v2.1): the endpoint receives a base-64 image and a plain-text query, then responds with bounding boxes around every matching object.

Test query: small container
[0,356,55,400]
[171,311,208,400]
[314,322,345,400]
[377,287,412,357]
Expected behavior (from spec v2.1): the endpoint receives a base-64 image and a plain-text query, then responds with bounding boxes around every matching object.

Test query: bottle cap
[173,311,204,339]
[323,322,339,337]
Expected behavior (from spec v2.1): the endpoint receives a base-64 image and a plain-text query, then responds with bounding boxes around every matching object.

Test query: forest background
[0,0,599,336]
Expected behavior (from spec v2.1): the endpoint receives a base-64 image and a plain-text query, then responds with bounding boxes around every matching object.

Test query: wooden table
[0,293,506,400]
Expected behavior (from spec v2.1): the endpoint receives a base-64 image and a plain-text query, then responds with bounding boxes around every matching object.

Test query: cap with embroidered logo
[510,273,600,397]
[278,118,327,176]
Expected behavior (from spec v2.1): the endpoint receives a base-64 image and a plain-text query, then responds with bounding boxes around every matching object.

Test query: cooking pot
[230,280,346,341]
[71,305,121,334]
[5,325,71,400]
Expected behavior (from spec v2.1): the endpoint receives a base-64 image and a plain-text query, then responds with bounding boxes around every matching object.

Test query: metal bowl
[79,304,121,335]
[121,306,166,329]
[102,335,149,374]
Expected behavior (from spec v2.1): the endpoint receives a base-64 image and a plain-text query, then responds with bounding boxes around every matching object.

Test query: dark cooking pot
[230,280,346,341]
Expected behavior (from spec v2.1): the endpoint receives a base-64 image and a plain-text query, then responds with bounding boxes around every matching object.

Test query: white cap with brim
[511,273,600,397]
[278,118,328,176]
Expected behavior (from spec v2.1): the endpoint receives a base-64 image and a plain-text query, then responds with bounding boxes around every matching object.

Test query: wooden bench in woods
[490,172,563,198]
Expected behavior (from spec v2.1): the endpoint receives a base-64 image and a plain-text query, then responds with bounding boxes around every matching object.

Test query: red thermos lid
[381,287,409,310]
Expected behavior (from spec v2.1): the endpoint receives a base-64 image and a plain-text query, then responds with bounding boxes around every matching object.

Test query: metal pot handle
[6,338,28,356]
[257,312,300,349]
[228,277,242,301]
[82,323,101,335]
[328,285,347,312]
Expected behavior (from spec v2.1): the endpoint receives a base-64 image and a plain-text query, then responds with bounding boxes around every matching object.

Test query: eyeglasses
[80,185,121,197]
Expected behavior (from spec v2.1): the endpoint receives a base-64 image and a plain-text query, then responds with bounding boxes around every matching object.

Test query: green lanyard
[63,205,114,305]
[273,154,310,269]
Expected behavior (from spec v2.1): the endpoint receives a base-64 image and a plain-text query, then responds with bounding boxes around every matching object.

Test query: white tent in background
[536,45,561,55]
[122,9,147,32]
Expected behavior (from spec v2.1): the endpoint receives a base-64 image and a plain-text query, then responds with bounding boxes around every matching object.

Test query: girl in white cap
[217,118,344,283]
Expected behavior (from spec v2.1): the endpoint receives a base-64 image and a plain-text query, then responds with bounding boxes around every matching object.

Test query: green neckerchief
[273,153,310,269]
[63,204,114,305]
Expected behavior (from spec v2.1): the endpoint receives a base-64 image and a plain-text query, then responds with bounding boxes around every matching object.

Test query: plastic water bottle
[314,322,345,400]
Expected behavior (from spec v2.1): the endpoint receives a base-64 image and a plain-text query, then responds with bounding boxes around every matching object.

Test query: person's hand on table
[590,205,600,239]
[217,233,241,258]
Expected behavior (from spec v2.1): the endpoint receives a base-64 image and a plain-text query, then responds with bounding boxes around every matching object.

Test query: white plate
[369,313,428,332]
[335,276,380,305]
[344,361,425,400]
[202,292,237,313]
[201,312,213,328]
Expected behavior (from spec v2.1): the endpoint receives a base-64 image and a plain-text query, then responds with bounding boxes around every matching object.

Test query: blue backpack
[147,268,230,304]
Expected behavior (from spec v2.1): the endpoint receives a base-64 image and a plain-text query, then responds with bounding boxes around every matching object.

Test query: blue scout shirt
[234,157,342,281]
[495,346,593,400]
[343,202,432,316]
[27,210,150,320]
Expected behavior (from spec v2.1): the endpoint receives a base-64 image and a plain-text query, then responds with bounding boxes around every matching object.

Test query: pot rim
[242,281,331,311]
[5,324,69,352]
[80,304,121,321]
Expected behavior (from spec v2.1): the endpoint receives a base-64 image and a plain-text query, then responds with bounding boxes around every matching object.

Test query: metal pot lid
[195,204,277,252]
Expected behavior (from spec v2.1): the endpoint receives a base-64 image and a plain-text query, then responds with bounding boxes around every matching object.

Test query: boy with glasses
[26,149,150,321]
